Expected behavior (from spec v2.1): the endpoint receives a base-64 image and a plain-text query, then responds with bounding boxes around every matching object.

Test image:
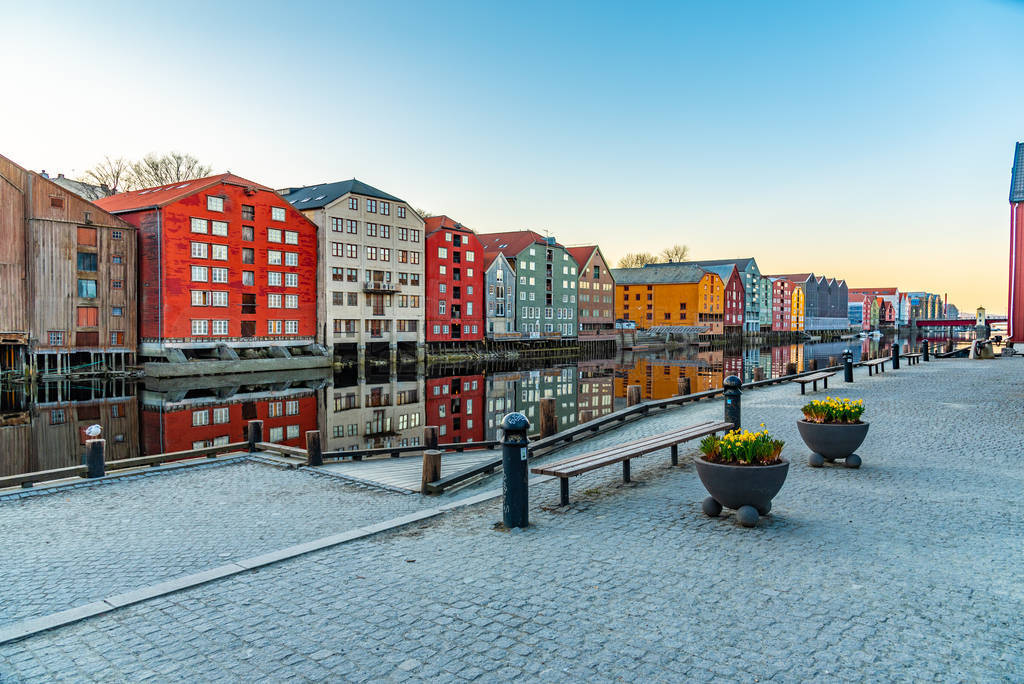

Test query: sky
[2,0,1022,313]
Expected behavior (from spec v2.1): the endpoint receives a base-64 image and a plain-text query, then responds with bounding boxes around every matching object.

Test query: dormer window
[207,196,224,212]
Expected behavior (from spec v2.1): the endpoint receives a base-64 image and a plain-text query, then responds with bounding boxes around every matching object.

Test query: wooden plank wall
[0,156,29,333]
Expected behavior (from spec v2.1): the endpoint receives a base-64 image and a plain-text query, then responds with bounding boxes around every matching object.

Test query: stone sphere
[736,505,760,528]
[845,454,862,469]
[808,452,825,468]
[756,501,772,516]
[702,497,722,517]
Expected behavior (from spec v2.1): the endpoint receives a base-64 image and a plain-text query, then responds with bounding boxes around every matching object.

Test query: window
[212,407,230,424]
[411,229,420,242]
[112,307,123,317]
[191,266,208,282]
[285,253,298,266]
[438,247,448,259]
[410,252,420,265]
[268,271,282,286]
[243,225,254,241]
[77,279,97,298]
[268,293,282,308]
[439,300,446,315]
[212,319,229,335]
[212,267,228,283]
[285,294,298,309]
[239,247,253,264]
[111,331,124,345]
[331,267,344,281]
[284,231,298,245]
[366,223,378,237]
[111,230,123,240]
[207,196,224,212]
[398,250,408,263]
[380,248,391,262]
[112,255,123,264]
[212,220,228,236]
[267,320,282,334]
[191,319,209,335]
[286,424,300,439]
[380,201,390,215]
[271,206,286,221]
[346,268,358,282]
[366,246,377,260]
[380,225,390,238]
[190,218,209,234]
[466,251,475,262]
[398,206,406,218]
[48,331,65,346]
[268,250,282,265]
[349,197,358,210]
[112,280,123,289]
[191,242,208,259]
[77,252,97,271]
[439,283,447,294]
[191,290,209,306]
[268,228,282,243]
[211,244,227,261]
[211,291,228,307]
[242,204,255,220]
[445,232,452,242]
[192,409,210,426]
[346,219,358,234]
[366,199,377,213]
[285,273,298,287]
[284,320,298,334]
[269,426,284,442]
[345,244,358,258]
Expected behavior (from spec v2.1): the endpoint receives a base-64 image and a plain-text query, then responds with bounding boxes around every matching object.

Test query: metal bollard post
[247,419,264,452]
[500,412,531,528]
[922,339,930,362]
[843,349,854,383]
[723,375,741,429]
[85,439,105,478]
[892,343,900,370]
[305,430,323,467]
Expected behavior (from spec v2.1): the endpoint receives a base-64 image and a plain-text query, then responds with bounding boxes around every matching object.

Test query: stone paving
[1,358,1022,681]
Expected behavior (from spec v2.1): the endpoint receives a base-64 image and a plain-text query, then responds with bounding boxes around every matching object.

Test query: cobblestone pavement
[0,462,430,627]
[2,358,1022,681]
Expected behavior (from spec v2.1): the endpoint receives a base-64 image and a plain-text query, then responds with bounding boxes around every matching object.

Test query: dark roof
[49,175,113,201]
[566,246,597,269]
[684,257,759,272]
[476,230,561,257]
[696,263,738,283]
[423,215,476,238]
[1012,142,1024,203]
[95,173,273,213]
[278,179,404,209]
[612,264,706,285]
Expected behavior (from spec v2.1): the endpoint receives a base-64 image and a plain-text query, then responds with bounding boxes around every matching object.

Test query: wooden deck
[317,449,502,493]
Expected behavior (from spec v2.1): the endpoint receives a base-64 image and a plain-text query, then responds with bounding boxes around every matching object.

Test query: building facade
[97,174,317,362]
[1,154,137,375]
[483,252,517,338]
[426,374,485,443]
[477,231,578,338]
[770,278,794,332]
[279,180,425,361]
[423,216,484,343]
[696,264,744,333]
[691,258,762,333]
[567,246,615,335]
[1010,142,1024,342]
[790,284,805,332]
[612,263,723,335]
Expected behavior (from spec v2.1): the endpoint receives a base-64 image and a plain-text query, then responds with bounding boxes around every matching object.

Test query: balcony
[363,280,400,293]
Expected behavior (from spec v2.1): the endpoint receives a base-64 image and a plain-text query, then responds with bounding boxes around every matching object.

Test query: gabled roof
[476,230,561,257]
[686,257,759,272]
[612,264,706,285]
[693,263,739,284]
[849,287,898,296]
[48,174,113,201]
[1012,142,1024,203]
[484,251,512,271]
[768,272,814,283]
[566,246,598,269]
[423,215,477,238]
[278,179,405,210]
[95,173,272,213]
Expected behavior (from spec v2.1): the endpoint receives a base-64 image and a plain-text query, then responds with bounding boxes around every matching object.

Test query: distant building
[567,246,615,335]
[612,263,723,335]
[772,273,849,331]
[675,262,744,333]
[483,252,516,338]
[43,172,114,201]
[790,284,805,332]
[691,258,762,333]
[847,295,867,330]
[769,277,794,332]
[946,303,960,319]
[423,216,485,343]
[849,288,899,327]
[1,153,137,375]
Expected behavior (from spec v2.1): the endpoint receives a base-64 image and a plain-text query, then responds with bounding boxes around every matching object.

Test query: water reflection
[0,334,968,478]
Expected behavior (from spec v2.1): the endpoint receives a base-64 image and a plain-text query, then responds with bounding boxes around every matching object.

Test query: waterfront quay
[1,357,1022,681]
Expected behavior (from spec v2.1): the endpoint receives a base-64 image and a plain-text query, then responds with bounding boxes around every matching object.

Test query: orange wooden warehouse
[611,263,724,335]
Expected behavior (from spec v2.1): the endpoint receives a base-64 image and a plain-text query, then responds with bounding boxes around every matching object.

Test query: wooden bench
[791,371,836,395]
[531,420,733,506]
[863,358,888,376]
[904,352,922,366]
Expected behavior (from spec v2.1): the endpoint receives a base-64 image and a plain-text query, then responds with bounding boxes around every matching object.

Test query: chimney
[58,173,65,179]
[40,170,48,178]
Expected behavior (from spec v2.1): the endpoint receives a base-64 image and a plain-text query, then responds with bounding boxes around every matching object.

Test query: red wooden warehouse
[95,175,320,364]
[426,374,485,443]
[423,216,484,343]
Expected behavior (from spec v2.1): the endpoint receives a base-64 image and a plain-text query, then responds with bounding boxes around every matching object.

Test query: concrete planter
[797,420,869,468]
[695,457,789,528]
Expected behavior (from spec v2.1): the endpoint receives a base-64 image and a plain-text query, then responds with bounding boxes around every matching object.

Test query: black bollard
[500,412,531,528]
[305,430,323,467]
[247,419,264,452]
[843,349,854,383]
[891,343,900,370]
[922,339,930,362]
[723,375,742,429]
[85,439,105,478]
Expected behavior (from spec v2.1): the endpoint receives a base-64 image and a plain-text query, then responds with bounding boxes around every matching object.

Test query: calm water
[0,334,965,478]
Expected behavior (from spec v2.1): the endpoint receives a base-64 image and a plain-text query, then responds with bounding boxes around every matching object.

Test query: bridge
[915,317,1007,328]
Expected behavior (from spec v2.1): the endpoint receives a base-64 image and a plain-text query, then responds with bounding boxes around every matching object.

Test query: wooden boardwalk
[317,449,502,493]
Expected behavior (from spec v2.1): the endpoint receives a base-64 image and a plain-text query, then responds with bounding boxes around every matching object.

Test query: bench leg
[622,459,631,483]
[812,380,818,392]
[671,444,678,466]
[824,377,828,389]
[801,383,806,395]
[559,478,569,507]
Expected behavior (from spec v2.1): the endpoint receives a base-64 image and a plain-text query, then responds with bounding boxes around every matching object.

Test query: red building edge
[425,374,485,443]
[423,216,485,343]
[96,175,320,359]
[722,267,745,328]
[1010,201,1024,342]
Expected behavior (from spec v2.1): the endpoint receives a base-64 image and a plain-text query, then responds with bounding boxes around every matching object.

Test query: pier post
[305,430,323,467]
[808,359,818,371]
[723,376,741,429]
[627,384,642,407]
[247,419,264,452]
[85,439,105,478]
[922,339,930,362]
[539,397,557,438]
[424,425,439,451]
[892,343,900,370]
[678,377,691,396]
[753,366,764,382]
[421,450,442,494]
[843,349,854,383]
[786,362,797,376]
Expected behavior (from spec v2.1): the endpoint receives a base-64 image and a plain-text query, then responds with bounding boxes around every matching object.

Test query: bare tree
[130,152,212,188]
[617,252,659,268]
[413,207,434,219]
[80,156,132,193]
[659,244,690,263]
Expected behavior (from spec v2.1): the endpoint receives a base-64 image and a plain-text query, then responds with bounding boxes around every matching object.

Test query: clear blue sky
[3,0,1023,311]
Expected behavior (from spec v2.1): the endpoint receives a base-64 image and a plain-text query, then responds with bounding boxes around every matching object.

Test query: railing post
[627,384,642,407]
[786,362,798,376]
[424,425,439,451]
[500,412,531,528]
[85,439,105,478]
[753,366,764,382]
[421,449,442,494]
[723,375,741,429]
[808,358,817,371]
[922,339,930,361]
[247,420,264,452]
[539,397,557,438]
[305,430,323,467]
[843,349,854,383]
[677,377,691,396]
[892,343,901,370]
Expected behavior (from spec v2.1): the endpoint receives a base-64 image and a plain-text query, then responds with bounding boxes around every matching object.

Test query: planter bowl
[694,457,789,516]
[797,420,869,460]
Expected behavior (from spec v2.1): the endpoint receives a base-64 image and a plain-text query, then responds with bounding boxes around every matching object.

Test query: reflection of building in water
[323,376,424,453]
[1,379,138,477]
[426,374,484,443]
[770,344,804,376]
[615,353,724,401]
[484,372,518,441]
[142,381,318,455]
[723,352,743,380]
[576,360,615,423]
[484,367,577,436]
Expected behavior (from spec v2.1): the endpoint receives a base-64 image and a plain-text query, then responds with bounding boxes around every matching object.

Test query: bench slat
[792,371,835,384]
